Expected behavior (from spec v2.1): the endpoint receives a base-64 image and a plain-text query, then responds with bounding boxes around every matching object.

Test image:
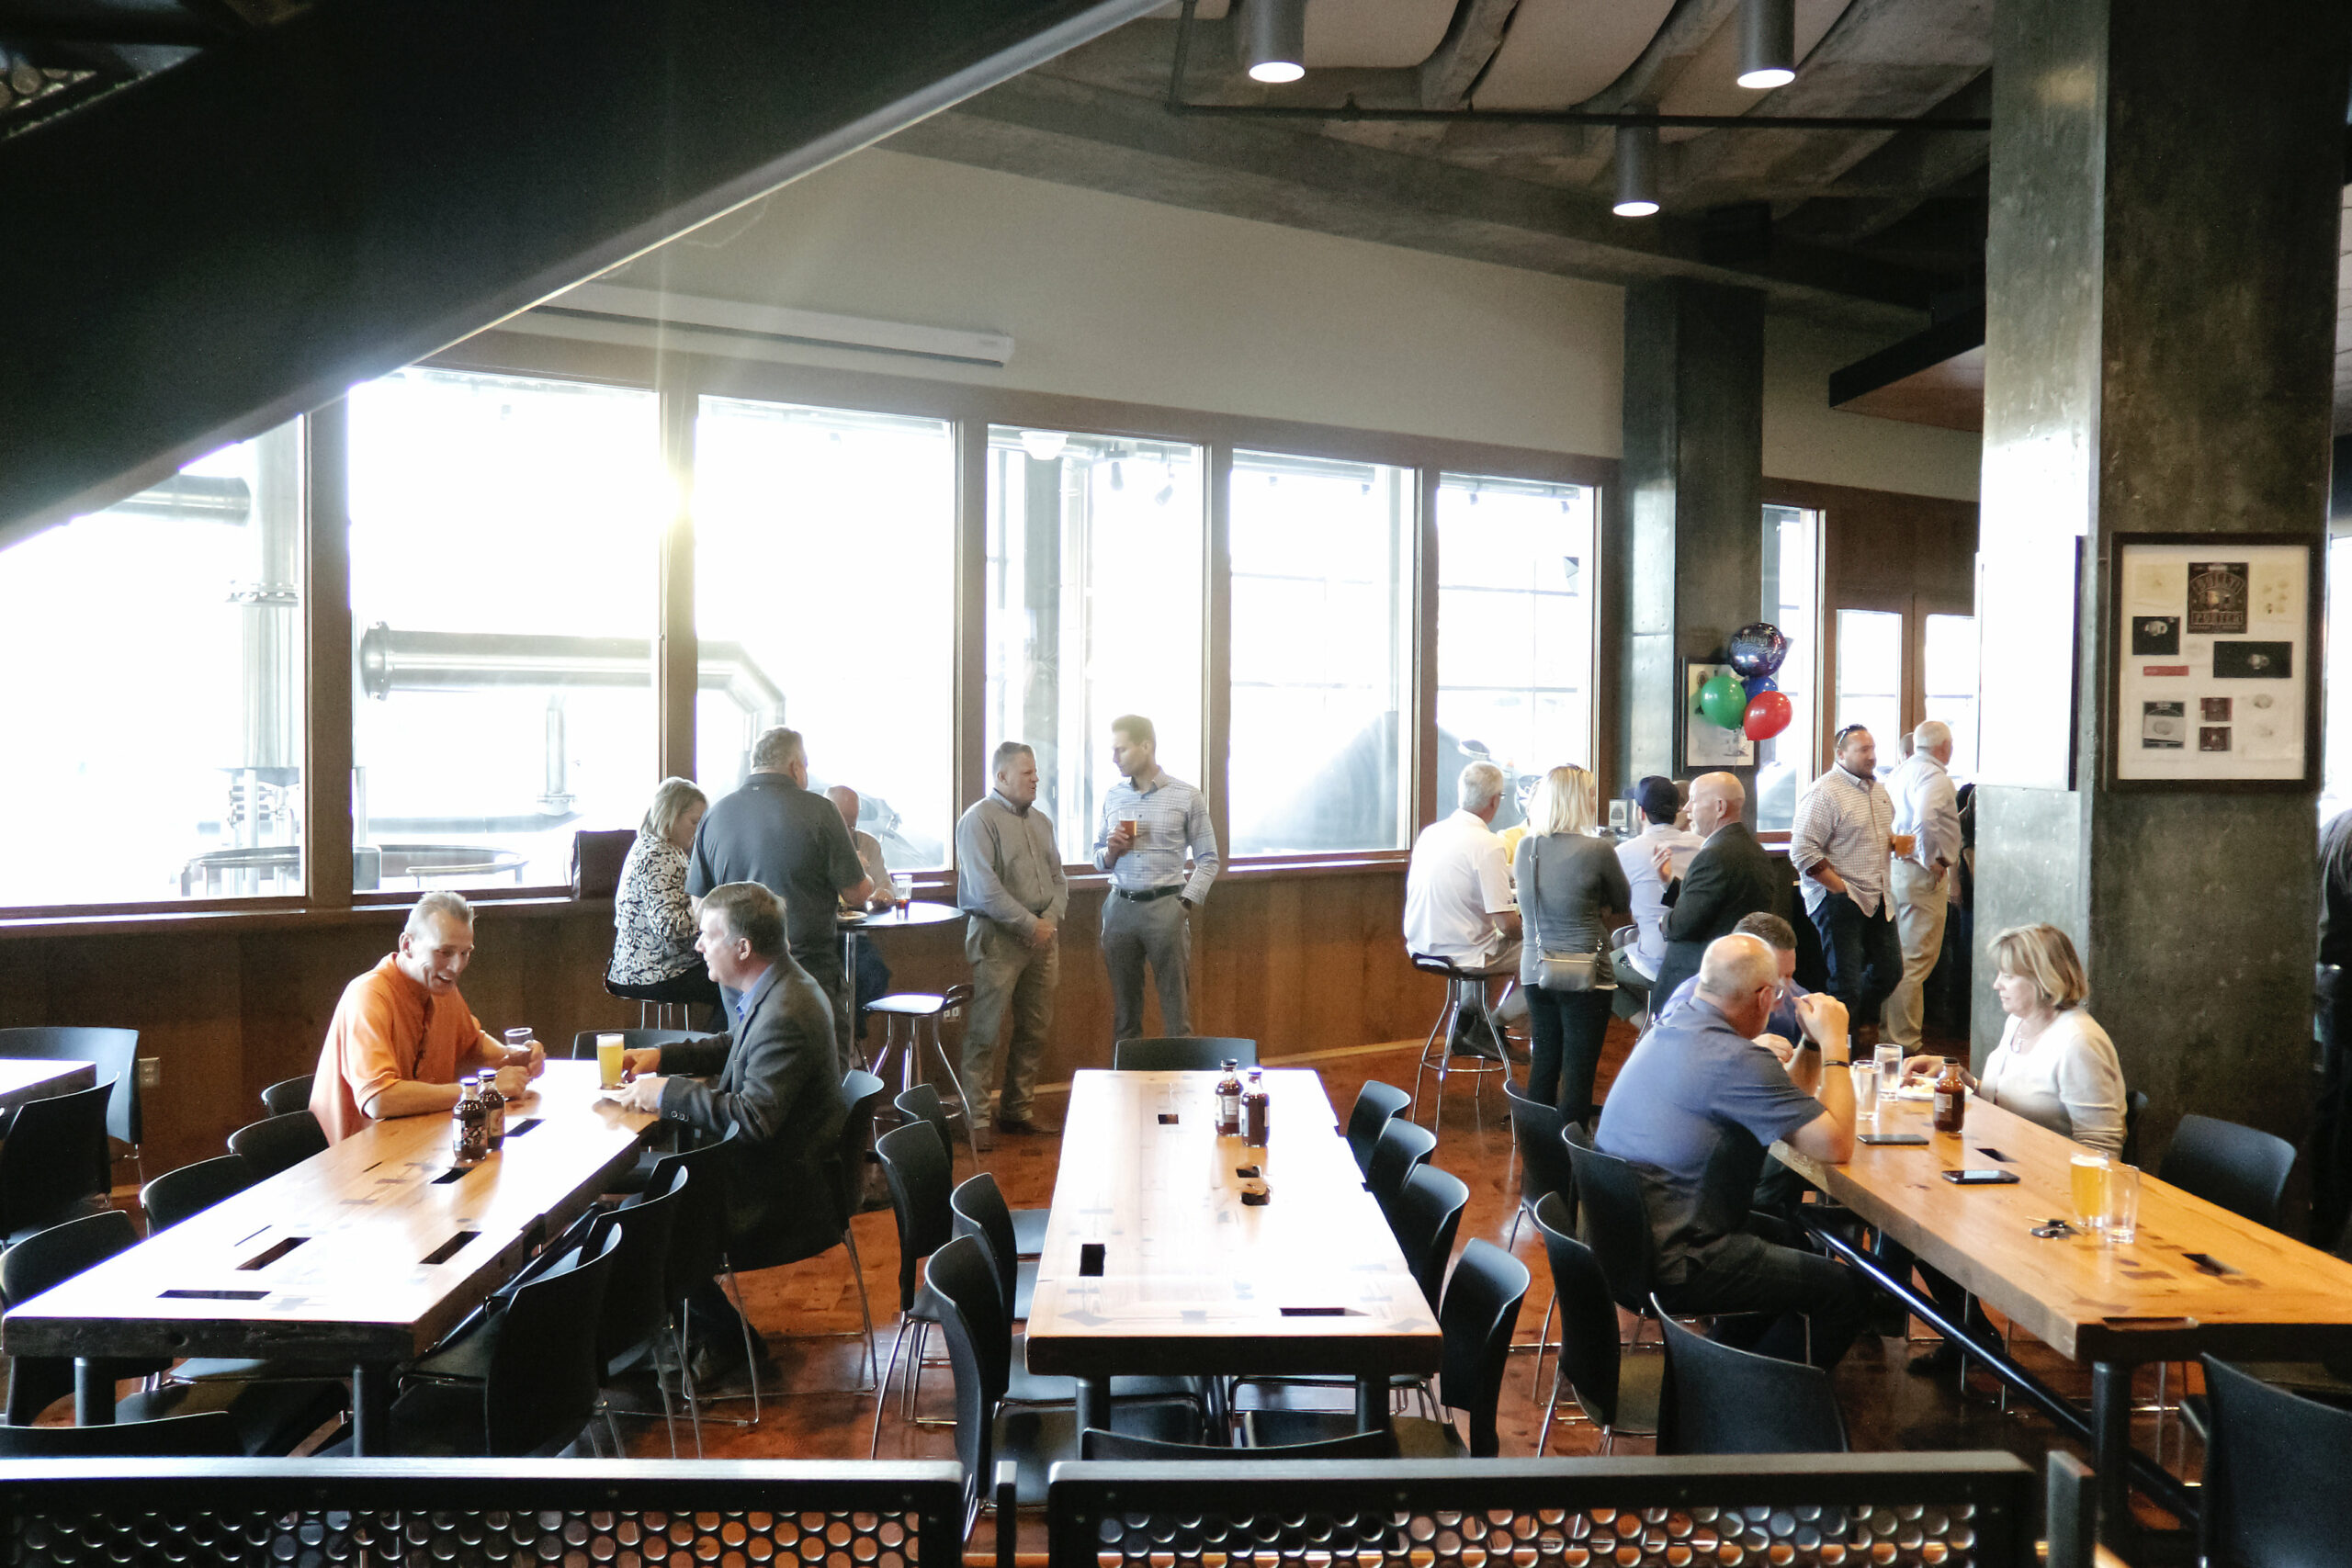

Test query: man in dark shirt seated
[616,880,850,1381]
[1595,931,1868,1367]
[1653,911,1811,1059]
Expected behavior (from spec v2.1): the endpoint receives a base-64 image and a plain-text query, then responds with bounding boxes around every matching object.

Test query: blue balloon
[1743,674,1779,699]
[1726,622,1789,680]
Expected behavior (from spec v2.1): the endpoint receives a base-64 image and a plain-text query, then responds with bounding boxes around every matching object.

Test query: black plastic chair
[1365,1118,1438,1224]
[1082,1426,1396,1459]
[1,1211,169,1424]
[141,1155,256,1232]
[587,1173,688,1454]
[1112,1036,1259,1072]
[0,1411,242,1458]
[0,1027,141,1180]
[871,1117,956,1457]
[1564,1135,1662,1323]
[363,1223,621,1457]
[1390,1163,1469,1314]
[638,1137,736,1448]
[259,1075,313,1117]
[226,1109,327,1180]
[1343,1080,1411,1174]
[1245,1237,1528,1458]
[2120,1089,2150,1168]
[0,1078,117,1244]
[901,1081,1044,1255]
[1532,1191,1661,1454]
[922,1233,1197,1524]
[2163,1112,2297,1230]
[1504,1080,1578,1245]
[761,1070,888,1403]
[1655,1301,1848,1455]
[2200,1352,2352,1568]
[567,1028,695,1059]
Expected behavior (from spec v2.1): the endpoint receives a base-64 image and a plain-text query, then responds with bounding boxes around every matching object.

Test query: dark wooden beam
[0,0,1164,548]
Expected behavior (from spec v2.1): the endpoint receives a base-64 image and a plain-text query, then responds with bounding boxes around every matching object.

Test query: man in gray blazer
[617,881,849,1378]
[1649,773,1782,1008]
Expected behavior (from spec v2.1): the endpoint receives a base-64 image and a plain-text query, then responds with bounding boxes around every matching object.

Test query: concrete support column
[1613,279,1766,815]
[1973,0,2348,1154]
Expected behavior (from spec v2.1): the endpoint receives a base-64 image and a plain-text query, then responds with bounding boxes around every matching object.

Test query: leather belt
[1114,886,1182,903]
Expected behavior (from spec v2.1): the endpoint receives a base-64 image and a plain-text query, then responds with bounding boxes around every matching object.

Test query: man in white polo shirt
[1405,761,1521,1058]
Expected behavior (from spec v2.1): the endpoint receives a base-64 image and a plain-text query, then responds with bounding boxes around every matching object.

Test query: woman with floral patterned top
[608,777,722,1011]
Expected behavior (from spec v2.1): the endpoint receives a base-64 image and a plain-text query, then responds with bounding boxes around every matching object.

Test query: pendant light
[1612,121,1659,218]
[1241,0,1306,85]
[1736,0,1795,89]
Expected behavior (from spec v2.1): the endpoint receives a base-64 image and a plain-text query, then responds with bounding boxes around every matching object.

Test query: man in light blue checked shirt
[1094,714,1221,1041]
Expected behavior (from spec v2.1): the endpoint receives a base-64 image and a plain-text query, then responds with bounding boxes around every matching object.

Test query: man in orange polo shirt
[310,891,544,1143]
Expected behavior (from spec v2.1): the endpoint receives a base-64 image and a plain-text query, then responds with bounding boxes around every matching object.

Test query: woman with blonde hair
[1903,921,2126,1154]
[1512,763,1631,1119]
[607,776,722,1014]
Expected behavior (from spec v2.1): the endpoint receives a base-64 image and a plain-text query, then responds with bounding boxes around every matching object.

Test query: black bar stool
[1407,953,1513,1137]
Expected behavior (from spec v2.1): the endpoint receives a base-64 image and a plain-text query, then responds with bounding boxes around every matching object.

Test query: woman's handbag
[1525,840,1605,992]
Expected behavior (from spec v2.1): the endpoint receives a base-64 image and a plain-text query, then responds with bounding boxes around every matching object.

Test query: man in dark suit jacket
[616,880,849,1375]
[1648,773,1782,1007]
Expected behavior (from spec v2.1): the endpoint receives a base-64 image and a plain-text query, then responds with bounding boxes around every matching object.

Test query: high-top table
[1024,1068,1442,1434]
[1774,1089,2352,1547]
[3,1059,656,1453]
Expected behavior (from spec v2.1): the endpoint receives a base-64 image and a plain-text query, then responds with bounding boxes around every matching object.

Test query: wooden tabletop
[1023,1069,1442,1378]
[3,1060,655,1364]
[0,1058,97,1114]
[1773,1091,2352,1362]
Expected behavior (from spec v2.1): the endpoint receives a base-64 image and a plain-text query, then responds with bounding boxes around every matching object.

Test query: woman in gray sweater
[1513,764,1631,1119]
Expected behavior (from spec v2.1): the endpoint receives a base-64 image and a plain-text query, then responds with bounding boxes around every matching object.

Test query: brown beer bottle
[1216,1060,1244,1137]
[1931,1058,1968,1134]
[451,1075,489,1167]
[1242,1068,1271,1150]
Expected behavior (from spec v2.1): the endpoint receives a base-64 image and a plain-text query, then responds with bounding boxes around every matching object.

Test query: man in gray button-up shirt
[1093,714,1220,1042]
[956,741,1069,1142]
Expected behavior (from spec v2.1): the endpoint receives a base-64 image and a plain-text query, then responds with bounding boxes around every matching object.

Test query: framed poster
[2107,534,2319,789]
[1683,660,1754,768]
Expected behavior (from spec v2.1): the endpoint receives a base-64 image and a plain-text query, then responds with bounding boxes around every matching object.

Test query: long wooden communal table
[1024,1068,1442,1435]
[3,1059,656,1453]
[1774,1089,2352,1546]
[0,1058,97,1114]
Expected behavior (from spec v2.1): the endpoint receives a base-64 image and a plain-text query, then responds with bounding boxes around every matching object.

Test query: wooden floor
[674,1020,2204,1557]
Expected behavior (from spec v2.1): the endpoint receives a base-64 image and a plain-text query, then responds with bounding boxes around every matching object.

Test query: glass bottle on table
[451,1076,488,1167]
[1931,1058,1968,1134]
[479,1072,506,1152]
[1242,1068,1271,1150]
[1216,1060,1244,1137]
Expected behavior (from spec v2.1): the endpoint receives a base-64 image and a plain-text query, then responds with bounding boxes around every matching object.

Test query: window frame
[0,329,1613,925]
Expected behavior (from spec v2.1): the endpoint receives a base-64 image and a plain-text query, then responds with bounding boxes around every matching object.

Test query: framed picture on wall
[1683,660,1755,768]
[2105,534,2320,790]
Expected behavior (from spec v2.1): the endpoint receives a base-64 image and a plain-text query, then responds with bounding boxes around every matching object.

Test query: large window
[0,428,305,907]
[349,369,663,890]
[983,427,1204,860]
[1227,451,1412,855]
[695,398,956,868]
[1434,473,1597,834]
[1923,613,1979,782]
[1833,608,1905,777]
[1758,506,1820,830]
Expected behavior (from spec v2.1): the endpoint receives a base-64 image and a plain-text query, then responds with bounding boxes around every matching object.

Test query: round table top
[838,899,962,931]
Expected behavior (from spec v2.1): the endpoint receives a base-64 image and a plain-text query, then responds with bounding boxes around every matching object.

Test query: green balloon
[1698,673,1748,728]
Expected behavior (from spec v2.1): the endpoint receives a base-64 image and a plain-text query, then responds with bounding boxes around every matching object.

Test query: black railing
[1045,1454,2041,1568]
[0,1460,962,1568]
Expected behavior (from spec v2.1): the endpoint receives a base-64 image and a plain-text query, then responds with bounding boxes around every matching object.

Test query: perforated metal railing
[1046,1455,2041,1568]
[0,1460,961,1568]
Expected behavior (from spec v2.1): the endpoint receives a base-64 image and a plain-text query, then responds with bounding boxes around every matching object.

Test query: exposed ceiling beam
[885,70,1939,329]
[0,0,1169,547]
[1418,0,1521,110]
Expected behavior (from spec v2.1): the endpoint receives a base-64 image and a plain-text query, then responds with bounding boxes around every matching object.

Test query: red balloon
[1743,690,1793,740]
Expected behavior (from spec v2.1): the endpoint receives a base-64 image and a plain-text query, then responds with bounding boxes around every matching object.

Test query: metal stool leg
[1411,987,1459,1123]
[923,1018,984,1168]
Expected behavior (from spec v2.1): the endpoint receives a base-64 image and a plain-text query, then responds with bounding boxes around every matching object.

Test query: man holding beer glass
[1094,714,1220,1042]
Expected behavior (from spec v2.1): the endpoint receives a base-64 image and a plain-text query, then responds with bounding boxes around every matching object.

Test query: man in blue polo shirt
[1596,931,1867,1367]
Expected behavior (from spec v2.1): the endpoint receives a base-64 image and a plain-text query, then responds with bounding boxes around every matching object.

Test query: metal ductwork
[356,625,785,731]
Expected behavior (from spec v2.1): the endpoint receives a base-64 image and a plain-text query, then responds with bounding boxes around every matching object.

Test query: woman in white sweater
[1903,921,2128,1155]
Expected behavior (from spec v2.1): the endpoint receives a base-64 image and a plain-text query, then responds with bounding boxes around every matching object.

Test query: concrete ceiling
[887,0,1998,333]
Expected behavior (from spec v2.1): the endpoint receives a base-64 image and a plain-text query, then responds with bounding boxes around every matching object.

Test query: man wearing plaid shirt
[1094,714,1221,1041]
[1791,725,1906,1050]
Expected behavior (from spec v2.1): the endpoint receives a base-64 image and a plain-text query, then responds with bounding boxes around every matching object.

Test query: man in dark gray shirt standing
[687,727,872,1075]
[955,741,1069,1145]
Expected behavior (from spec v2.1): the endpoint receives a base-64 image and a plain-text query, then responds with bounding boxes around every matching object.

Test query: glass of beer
[503,1027,532,1055]
[2103,1163,2141,1244]
[1121,816,1142,846]
[596,1032,626,1091]
[2069,1152,2110,1232]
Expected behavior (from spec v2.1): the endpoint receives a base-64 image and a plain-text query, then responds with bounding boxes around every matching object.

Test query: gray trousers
[962,918,1057,1123]
[1102,892,1191,1041]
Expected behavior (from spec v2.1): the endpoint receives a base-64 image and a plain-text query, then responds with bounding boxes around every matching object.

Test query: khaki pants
[963,917,1058,1124]
[1882,857,1949,1051]
[1102,892,1190,1041]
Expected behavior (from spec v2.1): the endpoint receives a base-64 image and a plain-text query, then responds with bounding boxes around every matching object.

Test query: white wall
[605,146,1979,501]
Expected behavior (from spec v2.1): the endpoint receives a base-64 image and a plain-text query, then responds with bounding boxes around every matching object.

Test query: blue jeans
[1808,891,1903,1032]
